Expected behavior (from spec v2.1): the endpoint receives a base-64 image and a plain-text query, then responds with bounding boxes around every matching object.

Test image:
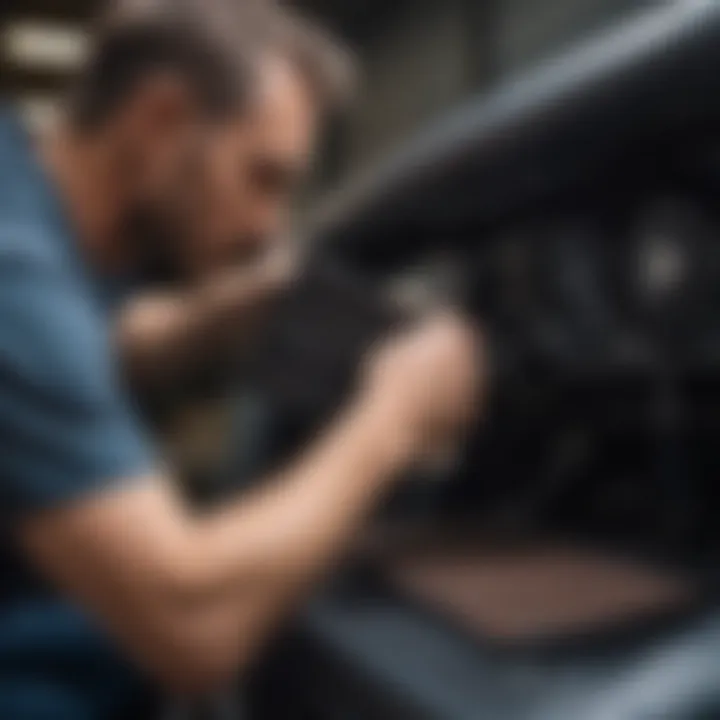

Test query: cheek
[204,140,239,214]
[138,145,199,224]
[194,155,249,270]
[146,138,193,192]
[214,168,243,235]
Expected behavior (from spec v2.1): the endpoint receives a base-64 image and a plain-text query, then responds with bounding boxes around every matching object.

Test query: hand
[361,313,484,456]
[252,236,302,293]
[198,236,301,320]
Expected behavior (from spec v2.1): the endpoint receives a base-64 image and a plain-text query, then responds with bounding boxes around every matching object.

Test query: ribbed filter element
[388,545,696,643]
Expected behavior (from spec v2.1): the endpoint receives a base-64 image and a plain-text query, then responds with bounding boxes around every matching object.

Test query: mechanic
[0,1,482,718]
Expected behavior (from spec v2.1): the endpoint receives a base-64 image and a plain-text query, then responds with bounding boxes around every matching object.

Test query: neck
[40,121,130,274]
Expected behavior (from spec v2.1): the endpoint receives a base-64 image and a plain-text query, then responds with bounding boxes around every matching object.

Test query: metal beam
[1,68,73,95]
[0,0,94,23]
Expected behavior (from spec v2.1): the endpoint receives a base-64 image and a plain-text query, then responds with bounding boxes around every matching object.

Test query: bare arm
[20,317,480,694]
[118,251,294,394]
[21,396,411,692]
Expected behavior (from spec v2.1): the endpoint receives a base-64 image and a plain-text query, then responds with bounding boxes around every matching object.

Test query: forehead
[201,54,318,168]
[244,54,318,157]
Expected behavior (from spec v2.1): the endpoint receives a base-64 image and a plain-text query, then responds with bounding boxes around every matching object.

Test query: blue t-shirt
[0,110,157,718]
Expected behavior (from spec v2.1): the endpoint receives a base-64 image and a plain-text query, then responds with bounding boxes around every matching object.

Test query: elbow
[130,544,268,692]
[143,621,253,696]
[138,590,260,695]
[151,648,244,696]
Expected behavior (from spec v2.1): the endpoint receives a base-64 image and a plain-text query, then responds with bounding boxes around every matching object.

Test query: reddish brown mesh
[387,544,695,642]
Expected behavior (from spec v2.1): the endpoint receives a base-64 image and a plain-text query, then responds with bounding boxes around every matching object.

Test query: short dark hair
[72,0,355,128]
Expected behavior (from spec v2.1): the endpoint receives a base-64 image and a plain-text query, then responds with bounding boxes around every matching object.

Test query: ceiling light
[3,22,88,72]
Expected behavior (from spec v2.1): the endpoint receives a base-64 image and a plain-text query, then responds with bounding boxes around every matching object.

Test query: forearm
[192,399,412,597]
[169,399,413,682]
[21,313,477,691]
[119,268,280,393]
[23,398,413,691]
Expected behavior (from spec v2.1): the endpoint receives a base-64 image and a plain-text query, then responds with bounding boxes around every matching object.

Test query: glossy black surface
[241,5,720,717]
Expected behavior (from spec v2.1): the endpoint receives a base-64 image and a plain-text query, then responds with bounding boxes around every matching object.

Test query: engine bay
[237,5,720,716]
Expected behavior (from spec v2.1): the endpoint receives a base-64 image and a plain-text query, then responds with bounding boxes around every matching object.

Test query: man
[0,1,482,718]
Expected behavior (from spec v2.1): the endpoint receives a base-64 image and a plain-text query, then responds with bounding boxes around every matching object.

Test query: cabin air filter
[383,543,699,646]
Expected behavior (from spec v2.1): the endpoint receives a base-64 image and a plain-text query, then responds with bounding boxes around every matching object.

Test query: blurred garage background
[1,0,651,192]
[0,0,661,480]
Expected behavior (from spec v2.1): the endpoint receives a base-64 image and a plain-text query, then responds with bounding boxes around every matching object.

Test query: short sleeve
[0,241,155,519]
